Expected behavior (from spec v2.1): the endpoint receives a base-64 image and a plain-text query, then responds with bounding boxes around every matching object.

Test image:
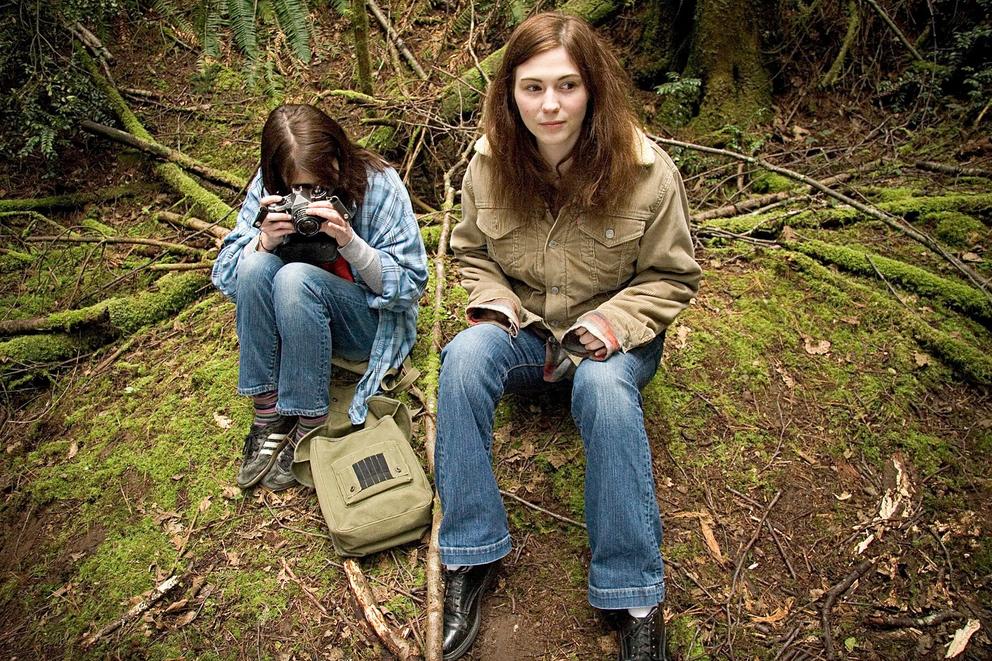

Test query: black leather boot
[442,562,498,660]
[614,606,667,661]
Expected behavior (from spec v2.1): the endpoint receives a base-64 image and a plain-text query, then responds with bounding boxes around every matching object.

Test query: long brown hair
[260,104,386,207]
[482,12,640,211]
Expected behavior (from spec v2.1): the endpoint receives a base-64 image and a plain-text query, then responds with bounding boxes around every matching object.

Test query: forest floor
[2,7,991,661]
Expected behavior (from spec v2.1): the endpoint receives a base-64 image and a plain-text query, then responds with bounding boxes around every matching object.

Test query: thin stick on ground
[498,489,586,529]
[343,559,421,660]
[82,574,181,647]
[649,134,992,301]
[367,0,428,80]
[24,235,207,257]
[820,559,874,660]
[729,489,782,595]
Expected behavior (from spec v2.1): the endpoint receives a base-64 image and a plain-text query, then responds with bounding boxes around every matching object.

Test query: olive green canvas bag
[291,359,432,557]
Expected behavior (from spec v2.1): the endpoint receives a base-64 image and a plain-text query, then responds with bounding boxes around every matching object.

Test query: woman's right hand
[256,194,295,252]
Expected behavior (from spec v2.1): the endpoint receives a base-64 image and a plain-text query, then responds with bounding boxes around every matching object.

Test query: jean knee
[272,263,323,306]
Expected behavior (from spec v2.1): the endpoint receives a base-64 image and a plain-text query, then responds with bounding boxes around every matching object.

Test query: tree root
[0,185,150,213]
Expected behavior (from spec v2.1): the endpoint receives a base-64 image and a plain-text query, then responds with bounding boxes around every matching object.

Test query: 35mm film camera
[252,185,359,265]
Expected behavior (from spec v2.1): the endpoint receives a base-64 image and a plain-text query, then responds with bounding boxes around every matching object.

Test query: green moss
[889,430,951,476]
[667,615,709,660]
[927,211,986,248]
[80,218,115,236]
[107,272,209,335]
[751,172,793,194]
[792,239,992,324]
[215,568,292,624]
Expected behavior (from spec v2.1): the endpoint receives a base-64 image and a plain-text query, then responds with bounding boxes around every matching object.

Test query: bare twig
[730,490,782,595]
[867,609,962,629]
[82,575,181,647]
[24,235,206,257]
[862,0,925,62]
[820,559,874,660]
[913,160,991,178]
[343,559,422,660]
[693,173,851,221]
[367,0,427,80]
[498,488,587,529]
[154,210,228,242]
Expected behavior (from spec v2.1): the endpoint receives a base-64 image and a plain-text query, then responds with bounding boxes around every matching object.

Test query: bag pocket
[332,439,413,505]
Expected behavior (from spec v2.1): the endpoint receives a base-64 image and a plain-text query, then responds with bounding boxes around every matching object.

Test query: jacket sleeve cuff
[564,310,622,360]
[467,299,519,336]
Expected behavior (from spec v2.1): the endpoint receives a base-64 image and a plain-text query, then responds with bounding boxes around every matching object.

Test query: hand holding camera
[253,185,357,253]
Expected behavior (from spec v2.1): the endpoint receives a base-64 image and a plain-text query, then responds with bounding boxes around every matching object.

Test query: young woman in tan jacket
[435,12,701,661]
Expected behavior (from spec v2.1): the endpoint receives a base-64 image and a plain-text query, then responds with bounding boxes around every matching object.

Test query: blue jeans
[235,251,378,416]
[435,323,666,610]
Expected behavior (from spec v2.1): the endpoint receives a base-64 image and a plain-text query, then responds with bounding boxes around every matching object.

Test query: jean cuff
[238,385,278,396]
[276,405,329,417]
[439,534,512,566]
[588,581,665,610]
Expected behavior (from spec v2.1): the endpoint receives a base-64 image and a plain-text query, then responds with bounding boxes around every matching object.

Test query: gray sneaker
[260,436,299,491]
[236,417,296,488]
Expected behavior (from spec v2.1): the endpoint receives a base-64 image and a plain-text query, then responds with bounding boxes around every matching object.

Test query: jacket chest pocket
[576,215,647,292]
[477,208,524,271]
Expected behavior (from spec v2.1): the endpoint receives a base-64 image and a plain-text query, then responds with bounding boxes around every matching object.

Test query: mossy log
[789,239,992,326]
[81,120,243,191]
[786,253,992,386]
[0,272,209,376]
[438,0,617,118]
[0,185,149,213]
[82,54,236,228]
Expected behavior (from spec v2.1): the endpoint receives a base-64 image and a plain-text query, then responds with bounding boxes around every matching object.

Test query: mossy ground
[2,8,992,661]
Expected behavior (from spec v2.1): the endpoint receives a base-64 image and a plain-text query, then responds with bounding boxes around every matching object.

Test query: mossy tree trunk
[641,0,773,131]
[352,0,374,96]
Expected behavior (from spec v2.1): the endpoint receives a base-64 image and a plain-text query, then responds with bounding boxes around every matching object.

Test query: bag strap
[330,355,420,397]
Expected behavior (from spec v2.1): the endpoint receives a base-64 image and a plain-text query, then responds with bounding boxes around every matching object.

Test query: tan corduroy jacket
[451,132,702,352]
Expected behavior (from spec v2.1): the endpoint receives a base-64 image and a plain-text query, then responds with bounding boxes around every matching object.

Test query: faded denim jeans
[435,323,666,610]
[235,251,378,417]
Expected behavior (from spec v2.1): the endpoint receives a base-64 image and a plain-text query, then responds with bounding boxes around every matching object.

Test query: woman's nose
[541,90,560,114]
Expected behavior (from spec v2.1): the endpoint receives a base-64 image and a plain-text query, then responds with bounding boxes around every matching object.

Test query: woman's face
[513,46,588,167]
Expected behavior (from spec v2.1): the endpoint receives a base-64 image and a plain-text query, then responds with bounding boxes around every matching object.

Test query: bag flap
[330,433,414,505]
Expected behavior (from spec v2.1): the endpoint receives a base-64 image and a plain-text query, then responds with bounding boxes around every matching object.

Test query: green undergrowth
[650,250,974,486]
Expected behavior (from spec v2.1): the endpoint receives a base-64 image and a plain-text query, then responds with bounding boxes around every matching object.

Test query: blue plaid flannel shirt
[212,166,428,424]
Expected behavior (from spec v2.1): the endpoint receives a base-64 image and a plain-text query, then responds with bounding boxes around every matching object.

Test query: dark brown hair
[482,12,640,211]
[260,104,386,207]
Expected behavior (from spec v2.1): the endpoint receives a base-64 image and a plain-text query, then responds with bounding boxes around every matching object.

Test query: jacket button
[551,286,560,294]
[605,229,615,239]
[549,240,558,248]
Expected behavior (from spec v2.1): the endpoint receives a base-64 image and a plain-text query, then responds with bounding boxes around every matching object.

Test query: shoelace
[443,570,470,614]
[622,611,656,660]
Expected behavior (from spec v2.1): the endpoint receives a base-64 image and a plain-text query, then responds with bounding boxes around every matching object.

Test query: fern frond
[506,0,534,25]
[150,0,200,47]
[196,0,224,58]
[227,0,259,62]
[272,0,312,63]
[330,0,350,17]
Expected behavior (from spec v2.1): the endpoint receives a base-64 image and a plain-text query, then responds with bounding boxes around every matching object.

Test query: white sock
[627,606,654,618]
[445,564,464,571]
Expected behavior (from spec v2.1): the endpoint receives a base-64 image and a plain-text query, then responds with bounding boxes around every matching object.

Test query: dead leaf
[961,252,981,263]
[170,535,185,551]
[174,610,198,627]
[914,352,932,368]
[840,316,861,326]
[751,597,794,624]
[546,451,568,469]
[945,619,981,658]
[699,516,726,565]
[221,485,241,500]
[673,324,692,350]
[780,225,798,242]
[834,492,853,501]
[197,496,212,513]
[212,412,233,429]
[225,550,240,567]
[803,338,831,355]
[163,598,189,614]
[67,441,79,460]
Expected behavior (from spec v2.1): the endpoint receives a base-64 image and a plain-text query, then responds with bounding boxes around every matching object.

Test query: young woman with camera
[435,13,701,661]
[212,104,427,492]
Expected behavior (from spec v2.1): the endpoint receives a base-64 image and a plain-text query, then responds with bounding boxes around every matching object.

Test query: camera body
[254,184,357,237]
[252,184,359,265]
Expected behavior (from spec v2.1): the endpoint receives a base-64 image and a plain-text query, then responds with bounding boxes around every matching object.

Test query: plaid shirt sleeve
[211,170,264,301]
[352,167,428,311]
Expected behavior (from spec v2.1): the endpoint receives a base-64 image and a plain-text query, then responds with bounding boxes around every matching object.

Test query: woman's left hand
[572,327,607,360]
[306,201,355,246]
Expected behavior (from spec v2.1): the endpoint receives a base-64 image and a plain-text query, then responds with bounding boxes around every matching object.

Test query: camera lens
[294,209,321,236]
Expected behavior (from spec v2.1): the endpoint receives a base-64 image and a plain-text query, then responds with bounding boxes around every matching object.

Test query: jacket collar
[474,129,657,166]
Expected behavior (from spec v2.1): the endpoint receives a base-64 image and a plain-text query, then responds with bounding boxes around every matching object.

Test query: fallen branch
[311,88,387,106]
[148,262,213,272]
[730,490,781,595]
[820,559,874,660]
[866,609,962,629]
[24,235,207,258]
[81,120,243,191]
[693,173,851,221]
[0,185,148,213]
[343,559,422,660]
[862,0,925,62]
[913,160,991,179]
[82,574,181,648]
[367,0,427,80]
[650,133,992,301]
[154,211,229,242]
